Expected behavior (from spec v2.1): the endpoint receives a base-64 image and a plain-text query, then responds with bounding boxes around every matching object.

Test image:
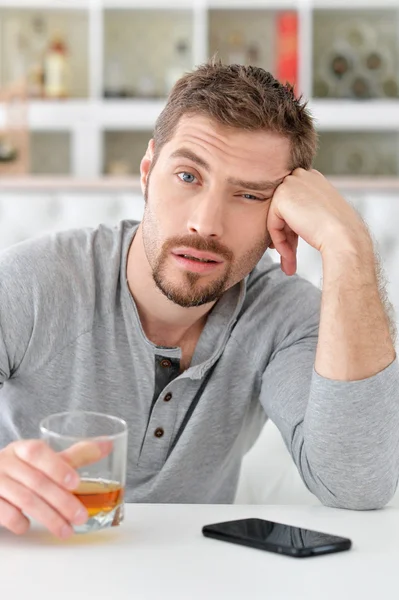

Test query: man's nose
[186,193,224,238]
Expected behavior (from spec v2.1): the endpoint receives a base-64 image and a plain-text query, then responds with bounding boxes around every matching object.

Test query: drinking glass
[40,411,128,533]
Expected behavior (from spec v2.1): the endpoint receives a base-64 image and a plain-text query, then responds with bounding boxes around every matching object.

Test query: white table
[0,503,397,599]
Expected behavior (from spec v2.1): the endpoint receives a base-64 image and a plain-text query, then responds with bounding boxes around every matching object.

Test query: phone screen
[202,518,352,557]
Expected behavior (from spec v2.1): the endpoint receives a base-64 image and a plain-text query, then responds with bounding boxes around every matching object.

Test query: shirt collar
[120,220,248,378]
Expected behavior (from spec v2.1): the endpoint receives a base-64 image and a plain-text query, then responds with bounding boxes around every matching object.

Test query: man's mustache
[162,236,233,262]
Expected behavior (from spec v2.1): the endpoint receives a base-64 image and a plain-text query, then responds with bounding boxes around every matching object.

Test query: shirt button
[154,427,164,438]
[160,359,172,368]
[164,393,172,402]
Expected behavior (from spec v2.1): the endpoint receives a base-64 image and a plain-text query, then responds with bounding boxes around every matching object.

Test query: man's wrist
[320,227,376,283]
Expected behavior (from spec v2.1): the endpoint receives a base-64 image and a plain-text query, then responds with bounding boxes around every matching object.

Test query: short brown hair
[153,59,318,171]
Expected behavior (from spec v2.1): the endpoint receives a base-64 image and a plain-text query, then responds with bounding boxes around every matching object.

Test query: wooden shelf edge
[0,176,142,191]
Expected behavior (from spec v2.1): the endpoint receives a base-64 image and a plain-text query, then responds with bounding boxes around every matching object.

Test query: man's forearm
[315,233,396,381]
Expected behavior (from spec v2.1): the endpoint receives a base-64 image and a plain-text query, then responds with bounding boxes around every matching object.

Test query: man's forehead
[173,113,224,133]
[165,114,291,175]
[172,113,280,142]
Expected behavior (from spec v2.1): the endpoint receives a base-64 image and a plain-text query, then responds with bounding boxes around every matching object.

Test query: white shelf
[0,100,90,130]
[102,0,195,9]
[0,176,142,190]
[206,0,297,9]
[0,0,396,7]
[310,0,399,9]
[0,0,90,8]
[100,99,167,130]
[309,100,399,131]
[1,0,399,176]
[0,100,167,130]
[2,99,399,132]
[102,0,294,8]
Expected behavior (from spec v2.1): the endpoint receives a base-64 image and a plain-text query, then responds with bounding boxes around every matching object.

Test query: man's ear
[140,139,155,196]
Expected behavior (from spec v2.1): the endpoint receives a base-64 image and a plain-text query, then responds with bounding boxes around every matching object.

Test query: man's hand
[0,439,112,539]
[267,168,369,275]
[268,168,395,380]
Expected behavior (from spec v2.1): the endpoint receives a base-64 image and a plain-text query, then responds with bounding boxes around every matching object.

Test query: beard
[151,235,234,308]
[142,179,270,308]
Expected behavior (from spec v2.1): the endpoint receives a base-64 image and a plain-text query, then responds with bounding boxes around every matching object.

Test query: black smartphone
[202,518,352,558]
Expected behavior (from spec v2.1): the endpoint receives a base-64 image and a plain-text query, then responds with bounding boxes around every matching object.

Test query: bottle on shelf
[313,78,330,97]
[365,51,383,72]
[350,75,372,99]
[247,43,260,67]
[0,82,30,176]
[165,40,191,96]
[314,15,399,99]
[106,159,131,176]
[27,15,47,98]
[43,32,70,99]
[136,73,157,99]
[0,137,18,164]
[330,53,352,79]
[5,18,28,86]
[382,77,398,98]
[226,31,247,65]
[334,139,378,176]
[104,55,125,98]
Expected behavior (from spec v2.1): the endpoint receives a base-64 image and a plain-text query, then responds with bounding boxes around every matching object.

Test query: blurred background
[1,0,399,323]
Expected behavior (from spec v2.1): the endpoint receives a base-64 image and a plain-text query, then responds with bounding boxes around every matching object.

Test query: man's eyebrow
[169,147,287,191]
[169,148,211,172]
[226,176,286,192]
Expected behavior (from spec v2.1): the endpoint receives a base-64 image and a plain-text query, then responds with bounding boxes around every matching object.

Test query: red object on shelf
[275,12,299,95]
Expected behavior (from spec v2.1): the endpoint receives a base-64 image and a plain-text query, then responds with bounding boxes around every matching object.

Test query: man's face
[140,114,291,308]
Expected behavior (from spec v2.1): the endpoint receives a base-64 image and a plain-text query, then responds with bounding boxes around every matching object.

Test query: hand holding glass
[40,411,128,533]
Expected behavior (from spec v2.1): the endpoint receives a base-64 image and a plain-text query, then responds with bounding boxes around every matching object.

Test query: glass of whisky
[40,410,128,534]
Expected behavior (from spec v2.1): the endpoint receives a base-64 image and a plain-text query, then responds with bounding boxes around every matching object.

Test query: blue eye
[243,193,262,201]
[178,172,197,184]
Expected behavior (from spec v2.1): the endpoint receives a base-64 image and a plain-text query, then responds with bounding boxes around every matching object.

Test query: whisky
[73,479,124,518]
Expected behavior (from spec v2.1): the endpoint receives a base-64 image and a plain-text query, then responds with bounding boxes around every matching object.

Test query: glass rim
[39,410,128,442]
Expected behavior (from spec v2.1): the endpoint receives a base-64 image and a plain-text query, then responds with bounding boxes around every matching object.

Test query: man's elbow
[318,479,399,511]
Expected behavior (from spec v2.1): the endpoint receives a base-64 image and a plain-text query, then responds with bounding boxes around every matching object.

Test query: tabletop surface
[0,502,398,600]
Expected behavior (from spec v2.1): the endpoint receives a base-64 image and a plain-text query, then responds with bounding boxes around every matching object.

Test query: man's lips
[171,248,224,263]
[171,247,225,274]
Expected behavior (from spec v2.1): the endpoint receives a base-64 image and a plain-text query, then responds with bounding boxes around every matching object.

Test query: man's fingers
[12,440,80,491]
[281,230,298,275]
[0,460,88,528]
[12,439,113,492]
[268,199,298,275]
[0,439,111,539]
[281,256,297,276]
[268,208,292,257]
[0,476,74,539]
[270,229,293,260]
[270,227,297,264]
[273,229,298,276]
[60,440,113,470]
[0,496,30,536]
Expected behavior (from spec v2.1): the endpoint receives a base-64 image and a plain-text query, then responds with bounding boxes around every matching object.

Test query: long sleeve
[0,251,32,391]
[0,320,10,391]
[260,305,399,510]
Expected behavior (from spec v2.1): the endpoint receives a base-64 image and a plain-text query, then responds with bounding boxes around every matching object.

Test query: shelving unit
[0,0,398,177]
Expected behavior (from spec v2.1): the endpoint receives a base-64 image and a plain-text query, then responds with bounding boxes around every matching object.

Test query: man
[0,62,398,540]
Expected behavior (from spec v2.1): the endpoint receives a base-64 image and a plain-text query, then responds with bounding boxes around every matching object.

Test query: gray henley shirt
[0,220,398,509]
